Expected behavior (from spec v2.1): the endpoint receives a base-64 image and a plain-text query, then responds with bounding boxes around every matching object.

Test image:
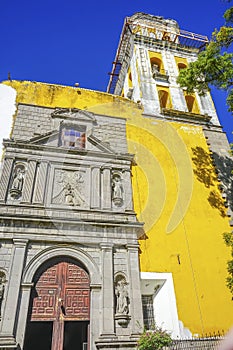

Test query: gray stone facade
[0,104,144,350]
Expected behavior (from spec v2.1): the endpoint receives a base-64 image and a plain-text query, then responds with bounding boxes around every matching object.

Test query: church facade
[0,11,232,350]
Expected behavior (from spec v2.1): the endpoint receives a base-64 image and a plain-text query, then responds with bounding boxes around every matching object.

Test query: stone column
[99,243,115,338]
[0,239,28,347]
[90,284,101,350]
[123,169,133,211]
[21,159,37,203]
[16,283,34,348]
[127,243,143,337]
[91,167,101,209]
[33,161,48,204]
[0,157,14,202]
[101,167,112,210]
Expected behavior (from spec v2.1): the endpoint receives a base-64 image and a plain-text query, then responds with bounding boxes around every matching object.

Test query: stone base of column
[130,333,141,341]
[95,338,138,350]
[0,335,17,349]
[98,333,117,340]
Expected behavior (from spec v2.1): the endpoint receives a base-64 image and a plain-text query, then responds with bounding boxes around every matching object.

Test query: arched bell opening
[185,94,199,114]
[23,256,90,350]
[177,62,187,71]
[150,57,163,77]
[158,89,172,109]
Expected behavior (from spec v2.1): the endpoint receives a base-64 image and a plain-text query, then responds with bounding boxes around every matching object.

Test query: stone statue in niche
[115,279,129,315]
[10,165,25,199]
[0,272,6,320]
[151,63,160,78]
[112,173,123,206]
[53,170,86,207]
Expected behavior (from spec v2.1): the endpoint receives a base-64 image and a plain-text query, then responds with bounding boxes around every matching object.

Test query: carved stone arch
[23,245,101,286]
[114,271,127,284]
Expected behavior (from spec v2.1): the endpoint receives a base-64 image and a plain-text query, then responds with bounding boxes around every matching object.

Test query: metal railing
[168,335,224,350]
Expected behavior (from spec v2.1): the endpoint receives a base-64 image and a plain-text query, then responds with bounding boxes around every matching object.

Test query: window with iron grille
[142,295,155,330]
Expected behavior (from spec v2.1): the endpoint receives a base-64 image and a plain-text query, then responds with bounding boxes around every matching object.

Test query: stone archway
[24,257,90,350]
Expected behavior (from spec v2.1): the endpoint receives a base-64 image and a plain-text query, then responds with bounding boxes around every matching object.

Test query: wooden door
[25,259,90,350]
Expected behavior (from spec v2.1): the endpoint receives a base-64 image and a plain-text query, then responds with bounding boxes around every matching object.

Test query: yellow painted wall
[127,116,233,335]
[2,80,232,335]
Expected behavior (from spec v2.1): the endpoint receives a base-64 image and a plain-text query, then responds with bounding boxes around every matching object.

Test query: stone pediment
[27,130,115,154]
[51,108,96,124]
[29,130,59,145]
[88,135,115,154]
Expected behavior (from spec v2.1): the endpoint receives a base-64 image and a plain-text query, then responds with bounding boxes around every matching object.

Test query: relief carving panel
[52,169,88,208]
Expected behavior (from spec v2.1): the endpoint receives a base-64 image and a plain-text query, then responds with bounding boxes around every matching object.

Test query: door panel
[30,260,90,321]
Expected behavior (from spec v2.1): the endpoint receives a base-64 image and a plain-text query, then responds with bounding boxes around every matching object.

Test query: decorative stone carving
[52,170,87,207]
[10,164,25,199]
[115,274,130,327]
[112,173,123,207]
[151,63,159,77]
[0,272,6,320]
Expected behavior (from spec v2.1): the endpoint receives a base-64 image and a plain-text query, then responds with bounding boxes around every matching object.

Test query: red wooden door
[29,260,90,350]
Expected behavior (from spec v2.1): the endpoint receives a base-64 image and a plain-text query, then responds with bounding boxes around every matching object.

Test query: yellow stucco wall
[2,80,232,335]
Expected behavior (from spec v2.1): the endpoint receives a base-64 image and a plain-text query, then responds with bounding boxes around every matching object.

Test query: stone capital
[12,238,29,247]
[21,282,34,290]
[90,283,102,291]
[99,242,114,251]
[126,243,139,251]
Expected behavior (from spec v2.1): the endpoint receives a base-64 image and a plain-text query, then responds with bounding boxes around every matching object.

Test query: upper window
[177,62,187,71]
[59,125,86,149]
[174,56,188,73]
[151,57,162,77]
[185,94,199,114]
[149,51,166,77]
[157,86,173,110]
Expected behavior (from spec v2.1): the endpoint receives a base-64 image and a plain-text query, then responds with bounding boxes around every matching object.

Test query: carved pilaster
[101,167,111,210]
[123,169,133,210]
[99,243,115,338]
[33,162,48,204]
[21,159,37,203]
[91,167,101,209]
[0,239,28,341]
[126,244,144,336]
[0,158,14,202]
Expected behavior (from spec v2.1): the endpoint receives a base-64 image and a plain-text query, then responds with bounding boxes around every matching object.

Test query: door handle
[58,298,66,315]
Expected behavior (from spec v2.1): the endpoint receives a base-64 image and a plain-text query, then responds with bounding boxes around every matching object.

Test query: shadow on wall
[212,152,233,214]
[191,146,218,188]
[191,146,233,218]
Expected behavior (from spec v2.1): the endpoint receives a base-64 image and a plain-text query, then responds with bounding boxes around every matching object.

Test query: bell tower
[108,12,220,126]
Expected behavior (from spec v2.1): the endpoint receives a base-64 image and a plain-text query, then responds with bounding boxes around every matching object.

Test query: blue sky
[1,0,232,142]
